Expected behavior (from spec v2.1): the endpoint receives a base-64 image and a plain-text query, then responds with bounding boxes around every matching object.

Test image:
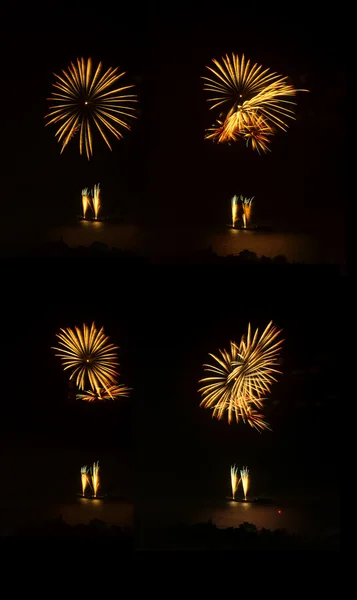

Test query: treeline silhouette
[165,520,340,551]
[4,240,299,264]
[2,517,339,551]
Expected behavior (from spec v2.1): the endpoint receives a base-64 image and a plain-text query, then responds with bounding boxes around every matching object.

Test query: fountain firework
[91,461,100,498]
[230,464,240,500]
[231,195,239,228]
[92,183,101,220]
[81,465,90,496]
[240,196,254,228]
[240,466,249,500]
[81,188,92,219]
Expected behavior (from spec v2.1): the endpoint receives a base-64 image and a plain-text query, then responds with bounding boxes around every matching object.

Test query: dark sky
[1,3,346,239]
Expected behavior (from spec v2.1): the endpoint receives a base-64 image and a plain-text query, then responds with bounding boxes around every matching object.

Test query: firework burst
[45,57,137,160]
[203,53,307,152]
[243,116,273,154]
[199,321,283,430]
[77,384,131,402]
[52,322,119,393]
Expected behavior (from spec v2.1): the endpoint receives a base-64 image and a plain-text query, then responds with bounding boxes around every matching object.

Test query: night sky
[1,3,346,242]
[1,267,343,508]
[0,3,344,545]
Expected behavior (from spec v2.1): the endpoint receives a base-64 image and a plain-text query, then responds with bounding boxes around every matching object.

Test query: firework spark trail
[231,194,239,228]
[91,462,100,497]
[199,321,283,429]
[203,53,307,153]
[45,57,138,159]
[52,322,119,393]
[77,384,131,402]
[243,116,273,154]
[92,183,101,219]
[231,465,240,500]
[81,465,90,496]
[240,466,249,500]
[81,188,92,219]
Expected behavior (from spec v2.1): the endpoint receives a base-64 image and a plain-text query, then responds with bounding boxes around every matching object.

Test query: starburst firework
[45,57,137,159]
[199,321,283,430]
[203,53,307,152]
[52,322,119,393]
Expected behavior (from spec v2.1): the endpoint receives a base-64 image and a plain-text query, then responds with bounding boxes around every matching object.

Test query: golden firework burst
[52,322,119,393]
[199,321,283,430]
[242,115,273,154]
[45,57,137,159]
[203,53,307,152]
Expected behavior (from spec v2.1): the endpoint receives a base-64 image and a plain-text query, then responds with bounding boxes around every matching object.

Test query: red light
[278,510,282,514]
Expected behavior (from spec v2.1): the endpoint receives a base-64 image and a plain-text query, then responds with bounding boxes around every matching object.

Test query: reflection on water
[138,489,340,540]
[45,221,344,263]
[45,497,133,528]
[196,500,322,536]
